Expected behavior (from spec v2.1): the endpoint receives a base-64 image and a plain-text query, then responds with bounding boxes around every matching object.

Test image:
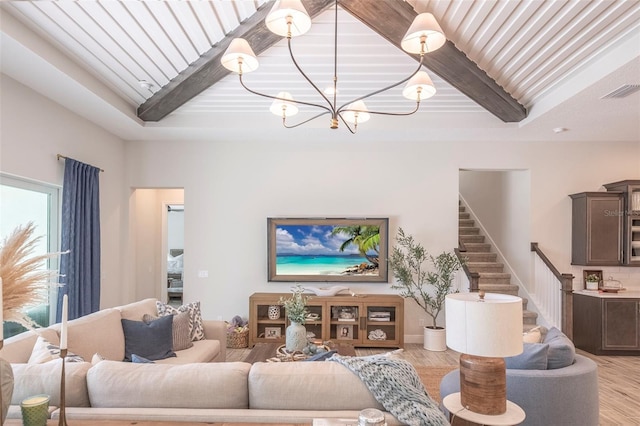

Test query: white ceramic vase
[285,322,307,352]
[423,326,447,351]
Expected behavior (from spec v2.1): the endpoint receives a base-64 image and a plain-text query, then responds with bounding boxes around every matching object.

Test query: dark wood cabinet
[603,180,640,266]
[573,292,640,355]
[570,192,624,265]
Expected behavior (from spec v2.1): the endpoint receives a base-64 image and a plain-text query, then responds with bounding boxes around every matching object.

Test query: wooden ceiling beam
[137,0,335,122]
[337,0,527,122]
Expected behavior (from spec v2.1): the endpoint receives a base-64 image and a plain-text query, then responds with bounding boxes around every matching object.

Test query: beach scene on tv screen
[275,224,380,276]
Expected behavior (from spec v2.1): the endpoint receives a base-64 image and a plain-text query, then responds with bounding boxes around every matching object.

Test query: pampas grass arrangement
[0,222,63,328]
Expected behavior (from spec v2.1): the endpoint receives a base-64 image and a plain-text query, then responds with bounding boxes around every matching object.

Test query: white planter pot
[586,281,599,291]
[423,326,447,351]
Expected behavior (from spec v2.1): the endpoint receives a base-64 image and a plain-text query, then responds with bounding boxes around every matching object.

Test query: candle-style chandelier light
[221,0,446,133]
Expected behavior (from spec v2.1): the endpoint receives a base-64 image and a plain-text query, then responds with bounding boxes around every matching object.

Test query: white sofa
[1,298,226,419]
[1,298,448,424]
[57,360,406,424]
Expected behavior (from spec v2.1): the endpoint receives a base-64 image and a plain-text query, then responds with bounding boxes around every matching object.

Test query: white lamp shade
[402,71,436,101]
[221,38,259,73]
[265,0,312,37]
[270,92,299,117]
[445,293,523,357]
[342,100,370,124]
[401,13,446,54]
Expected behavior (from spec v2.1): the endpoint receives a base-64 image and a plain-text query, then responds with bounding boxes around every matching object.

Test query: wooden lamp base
[459,353,507,415]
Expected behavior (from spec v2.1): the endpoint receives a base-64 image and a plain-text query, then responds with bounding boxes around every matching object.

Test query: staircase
[458,202,538,332]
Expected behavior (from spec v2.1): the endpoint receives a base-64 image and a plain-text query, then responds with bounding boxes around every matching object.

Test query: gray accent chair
[439,353,599,426]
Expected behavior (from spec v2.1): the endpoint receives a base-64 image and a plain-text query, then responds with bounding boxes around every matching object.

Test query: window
[0,174,60,338]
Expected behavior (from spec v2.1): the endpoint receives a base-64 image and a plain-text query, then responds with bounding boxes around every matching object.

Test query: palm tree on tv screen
[330,225,380,267]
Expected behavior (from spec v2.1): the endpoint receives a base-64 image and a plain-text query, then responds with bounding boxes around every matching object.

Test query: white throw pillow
[28,335,84,363]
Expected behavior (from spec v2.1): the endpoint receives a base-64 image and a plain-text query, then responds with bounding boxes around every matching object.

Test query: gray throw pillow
[143,312,193,351]
[505,342,549,370]
[544,327,576,369]
[121,315,176,362]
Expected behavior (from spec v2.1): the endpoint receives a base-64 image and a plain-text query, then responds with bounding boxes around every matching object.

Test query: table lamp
[445,292,523,415]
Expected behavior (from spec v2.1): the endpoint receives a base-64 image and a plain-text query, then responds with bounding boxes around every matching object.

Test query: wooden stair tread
[459,235,485,243]
[462,243,492,252]
[461,252,497,261]
[459,227,480,235]
[466,261,504,268]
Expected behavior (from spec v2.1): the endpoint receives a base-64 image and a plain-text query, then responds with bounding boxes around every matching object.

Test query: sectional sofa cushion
[10,361,91,407]
[87,361,251,409]
[544,327,576,369]
[121,315,176,362]
[248,362,384,411]
[152,339,220,364]
[115,298,158,321]
[49,308,125,362]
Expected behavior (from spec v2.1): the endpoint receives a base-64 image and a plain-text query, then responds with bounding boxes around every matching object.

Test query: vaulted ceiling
[1,0,639,142]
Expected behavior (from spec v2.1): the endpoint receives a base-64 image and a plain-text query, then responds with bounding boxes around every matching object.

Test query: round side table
[442,392,526,426]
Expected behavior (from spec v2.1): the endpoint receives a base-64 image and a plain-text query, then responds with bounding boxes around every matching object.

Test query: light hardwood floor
[227,344,639,425]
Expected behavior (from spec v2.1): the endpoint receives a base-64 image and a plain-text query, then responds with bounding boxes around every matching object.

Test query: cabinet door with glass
[604,180,640,266]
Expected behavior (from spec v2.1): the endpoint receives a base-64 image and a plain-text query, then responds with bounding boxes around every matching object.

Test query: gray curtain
[57,158,101,321]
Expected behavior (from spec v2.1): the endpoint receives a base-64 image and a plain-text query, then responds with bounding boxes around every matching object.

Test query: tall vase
[1,356,14,424]
[285,321,307,352]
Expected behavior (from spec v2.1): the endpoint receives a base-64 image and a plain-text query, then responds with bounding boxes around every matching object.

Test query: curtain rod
[57,154,104,172]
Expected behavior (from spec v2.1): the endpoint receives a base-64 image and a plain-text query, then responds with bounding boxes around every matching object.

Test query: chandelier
[221,0,446,133]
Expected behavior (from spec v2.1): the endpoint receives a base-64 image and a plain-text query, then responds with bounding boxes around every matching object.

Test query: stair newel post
[560,273,575,340]
[469,272,480,293]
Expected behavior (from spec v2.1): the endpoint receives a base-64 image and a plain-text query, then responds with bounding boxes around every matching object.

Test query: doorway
[131,188,184,303]
[166,204,184,306]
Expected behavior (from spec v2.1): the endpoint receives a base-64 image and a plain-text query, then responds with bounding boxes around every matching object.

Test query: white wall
[459,170,531,288]
[126,138,640,341]
[0,74,129,309]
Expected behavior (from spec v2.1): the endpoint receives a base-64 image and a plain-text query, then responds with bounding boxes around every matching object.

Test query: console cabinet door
[602,299,640,350]
[570,192,623,265]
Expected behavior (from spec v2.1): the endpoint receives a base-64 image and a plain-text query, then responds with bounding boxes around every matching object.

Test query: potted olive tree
[388,228,464,351]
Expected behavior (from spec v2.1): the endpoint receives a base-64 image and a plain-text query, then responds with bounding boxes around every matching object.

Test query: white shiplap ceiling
[1,0,639,141]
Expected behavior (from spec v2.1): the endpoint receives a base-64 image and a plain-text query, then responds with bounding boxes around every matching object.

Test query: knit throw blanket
[329,354,449,426]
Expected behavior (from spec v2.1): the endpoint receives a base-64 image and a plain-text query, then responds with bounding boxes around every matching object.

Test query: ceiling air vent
[600,84,640,99]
